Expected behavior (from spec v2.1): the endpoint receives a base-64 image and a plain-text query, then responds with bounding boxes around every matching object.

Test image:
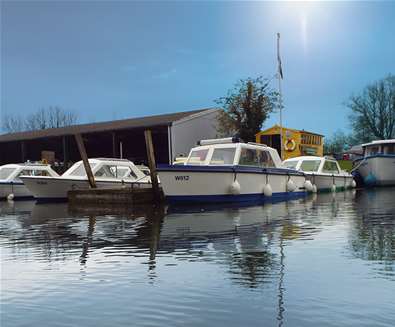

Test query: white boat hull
[305,173,355,192]
[0,182,32,199]
[157,166,307,203]
[356,155,395,186]
[20,176,152,201]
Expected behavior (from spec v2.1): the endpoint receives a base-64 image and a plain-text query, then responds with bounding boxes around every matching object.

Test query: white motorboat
[157,137,310,204]
[353,139,395,186]
[283,156,356,192]
[20,158,152,201]
[0,163,59,200]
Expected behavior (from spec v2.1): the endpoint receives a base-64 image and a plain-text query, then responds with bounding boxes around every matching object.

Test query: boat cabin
[183,138,283,168]
[0,163,59,182]
[62,158,149,181]
[283,156,344,175]
[361,140,395,157]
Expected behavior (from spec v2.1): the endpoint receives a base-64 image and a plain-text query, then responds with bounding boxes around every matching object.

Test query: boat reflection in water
[1,188,394,327]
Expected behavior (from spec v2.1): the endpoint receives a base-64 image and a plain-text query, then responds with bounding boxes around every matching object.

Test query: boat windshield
[187,149,209,165]
[239,148,275,168]
[69,163,97,176]
[383,144,395,154]
[0,167,15,180]
[300,160,321,172]
[209,148,235,165]
[283,161,298,169]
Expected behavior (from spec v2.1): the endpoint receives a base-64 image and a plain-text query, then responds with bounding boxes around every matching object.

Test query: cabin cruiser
[0,163,59,200]
[157,137,311,203]
[20,158,152,201]
[352,139,395,186]
[283,156,356,192]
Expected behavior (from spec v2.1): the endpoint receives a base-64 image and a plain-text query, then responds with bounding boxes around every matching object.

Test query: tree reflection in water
[348,188,395,275]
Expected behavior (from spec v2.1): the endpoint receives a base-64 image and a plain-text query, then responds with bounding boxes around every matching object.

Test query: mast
[277,33,284,160]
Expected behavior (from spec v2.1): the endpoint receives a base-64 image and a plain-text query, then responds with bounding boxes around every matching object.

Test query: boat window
[0,168,15,180]
[322,160,339,174]
[300,160,321,172]
[366,146,380,155]
[19,169,51,177]
[383,144,395,154]
[121,167,138,179]
[283,161,298,169]
[187,149,209,165]
[95,165,119,178]
[69,163,97,176]
[239,148,275,168]
[209,148,235,165]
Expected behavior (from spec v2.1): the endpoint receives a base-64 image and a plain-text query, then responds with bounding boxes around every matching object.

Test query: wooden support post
[62,136,68,167]
[74,133,96,188]
[21,141,26,162]
[144,130,161,201]
[112,132,117,158]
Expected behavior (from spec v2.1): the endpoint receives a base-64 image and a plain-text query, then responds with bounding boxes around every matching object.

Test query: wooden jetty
[68,187,164,206]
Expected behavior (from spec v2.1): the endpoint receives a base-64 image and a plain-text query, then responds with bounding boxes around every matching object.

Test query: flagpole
[277,33,284,161]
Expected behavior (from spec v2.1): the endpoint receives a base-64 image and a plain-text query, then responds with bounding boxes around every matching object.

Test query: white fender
[229,180,241,195]
[7,193,14,201]
[351,179,356,188]
[312,184,318,193]
[263,184,273,197]
[331,184,336,193]
[304,180,313,192]
[286,179,296,192]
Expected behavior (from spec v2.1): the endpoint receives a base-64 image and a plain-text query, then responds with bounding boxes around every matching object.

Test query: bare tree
[1,114,25,133]
[1,107,78,133]
[348,75,395,142]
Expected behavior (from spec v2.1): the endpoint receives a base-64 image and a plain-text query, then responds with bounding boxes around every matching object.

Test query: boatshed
[0,108,221,168]
[256,125,324,160]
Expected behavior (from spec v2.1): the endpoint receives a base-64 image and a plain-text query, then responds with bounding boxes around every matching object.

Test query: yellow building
[255,125,324,160]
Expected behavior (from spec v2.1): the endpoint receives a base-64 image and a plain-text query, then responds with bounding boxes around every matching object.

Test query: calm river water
[1,188,394,327]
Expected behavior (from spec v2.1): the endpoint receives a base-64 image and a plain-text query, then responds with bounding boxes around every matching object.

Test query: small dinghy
[0,163,59,200]
[157,137,311,204]
[283,156,356,192]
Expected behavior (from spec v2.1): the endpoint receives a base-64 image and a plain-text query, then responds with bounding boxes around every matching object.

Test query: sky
[1,1,394,137]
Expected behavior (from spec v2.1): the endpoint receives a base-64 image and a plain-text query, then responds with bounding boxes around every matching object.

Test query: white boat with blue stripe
[0,163,59,200]
[353,139,395,186]
[157,138,311,204]
[283,156,356,192]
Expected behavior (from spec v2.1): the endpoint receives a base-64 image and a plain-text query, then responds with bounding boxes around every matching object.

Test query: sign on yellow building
[255,125,324,160]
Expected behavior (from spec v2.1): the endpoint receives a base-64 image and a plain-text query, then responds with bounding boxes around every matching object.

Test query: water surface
[1,188,394,327]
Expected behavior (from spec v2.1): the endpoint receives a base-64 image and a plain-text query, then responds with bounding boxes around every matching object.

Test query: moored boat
[157,138,311,204]
[352,139,395,186]
[0,163,59,200]
[20,158,152,202]
[283,156,355,192]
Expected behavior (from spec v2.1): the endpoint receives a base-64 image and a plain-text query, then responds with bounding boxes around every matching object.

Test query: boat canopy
[283,156,345,175]
[361,140,395,156]
[185,142,282,168]
[0,163,58,182]
[62,158,147,181]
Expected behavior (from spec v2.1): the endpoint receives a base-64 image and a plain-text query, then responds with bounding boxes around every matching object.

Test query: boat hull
[157,165,307,204]
[20,176,151,201]
[0,182,33,200]
[305,174,355,192]
[355,155,395,186]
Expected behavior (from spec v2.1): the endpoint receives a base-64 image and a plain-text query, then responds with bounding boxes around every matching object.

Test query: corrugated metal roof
[0,108,216,142]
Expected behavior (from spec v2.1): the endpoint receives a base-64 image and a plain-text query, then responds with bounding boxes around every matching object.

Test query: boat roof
[284,156,336,162]
[0,163,51,169]
[362,139,395,147]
